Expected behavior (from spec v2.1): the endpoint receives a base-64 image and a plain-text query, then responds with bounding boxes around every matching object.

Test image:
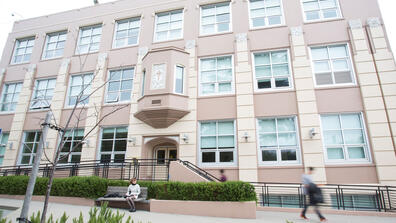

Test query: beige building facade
[0,0,396,185]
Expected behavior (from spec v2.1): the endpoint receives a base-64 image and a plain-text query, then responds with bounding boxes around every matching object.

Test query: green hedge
[0,176,256,202]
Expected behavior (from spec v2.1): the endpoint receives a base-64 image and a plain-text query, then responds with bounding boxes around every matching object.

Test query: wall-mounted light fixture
[309,128,318,139]
[128,137,136,146]
[82,140,90,147]
[242,132,250,142]
[181,134,189,143]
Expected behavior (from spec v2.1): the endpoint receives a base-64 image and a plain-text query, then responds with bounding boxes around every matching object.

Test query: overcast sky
[0,0,395,55]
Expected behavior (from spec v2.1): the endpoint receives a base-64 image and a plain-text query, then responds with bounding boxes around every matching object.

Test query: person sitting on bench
[125,177,140,212]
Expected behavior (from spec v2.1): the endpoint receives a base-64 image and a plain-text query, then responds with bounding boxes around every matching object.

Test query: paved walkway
[1,198,395,223]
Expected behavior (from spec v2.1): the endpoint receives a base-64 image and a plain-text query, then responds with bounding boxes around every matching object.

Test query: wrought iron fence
[0,159,171,181]
[252,182,396,212]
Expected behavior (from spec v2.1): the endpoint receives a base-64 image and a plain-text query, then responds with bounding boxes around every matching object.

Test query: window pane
[201,136,216,148]
[116,127,128,138]
[278,133,297,146]
[327,147,344,159]
[256,66,272,78]
[202,152,216,163]
[255,53,270,65]
[311,47,328,60]
[114,154,125,163]
[218,136,234,148]
[277,118,295,131]
[258,79,272,89]
[314,61,330,72]
[281,149,297,161]
[329,45,347,58]
[272,64,289,76]
[102,128,114,139]
[341,114,361,129]
[324,130,343,145]
[322,115,341,130]
[201,122,216,135]
[275,78,289,87]
[114,140,127,151]
[323,9,338,19]
[259,119,276,132]
[344,130,364,144]
[262,150,277,161]
[315,72,333,85]
[348,147,365,159]
[101,141,113,152]
[71,155,81,163]
[100,154,111,163]
[333,60,348,71]
[260,134,277,147]
[306,11,320,20]
[271,51,288,63]
[218,122,234,135]
[220,152,233,162]
[334,71,353,84]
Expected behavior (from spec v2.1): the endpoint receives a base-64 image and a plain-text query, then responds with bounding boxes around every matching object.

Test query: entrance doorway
[154,147,177,164]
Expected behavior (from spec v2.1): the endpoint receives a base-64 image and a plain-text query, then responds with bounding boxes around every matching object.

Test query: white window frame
[198,120,237,167]
[247,0,285,29]
[58,129,84,164]
[42,30,67,60]
[30,78,56,110]
[0,132,9,166]
[105,67,135,104]
[112,17,141,49]
[256,116,302,166]
[252,49,293,92]
[154,9,184,42]
[198,55,235,96]
[18,131,41,165]
[65,73,93,108]
[174,65,185,95]
[75,24,102,55]
[320,112,371,164]
[11,37,35,64]
[300,0,343,23]
[141,70,146,97]
[309,43,356,88]
[200,1,233,36]
[0,82,23,113]
[97,126,128,164]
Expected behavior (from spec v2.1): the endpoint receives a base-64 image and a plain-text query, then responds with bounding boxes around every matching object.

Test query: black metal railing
[0,159,172,181]
[177,159,220,182]
[251,182,396,212]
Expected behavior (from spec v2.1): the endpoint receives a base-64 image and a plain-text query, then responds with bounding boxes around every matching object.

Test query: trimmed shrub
[0,176,256,202]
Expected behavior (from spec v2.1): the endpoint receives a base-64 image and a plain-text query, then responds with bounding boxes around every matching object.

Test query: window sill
[254,88,295,95]
[198,93,235,99]
[40,56,64,62]
[198,31,233,38]
[28,108,51,113]
[249,24,287,32]
[111,44,139,51]
[0,111,16,115]
[314,83,357,90]
[325,163,375,168]
[258,164,303,169]
[74,51,99,57]
[304,17,344,25]
[103,101,131,107]
[152,38,184,45]
[8,61,31,67]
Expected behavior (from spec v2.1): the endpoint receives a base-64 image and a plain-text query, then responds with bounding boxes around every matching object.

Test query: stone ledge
[0,195,95,206]
[150,199,256,219]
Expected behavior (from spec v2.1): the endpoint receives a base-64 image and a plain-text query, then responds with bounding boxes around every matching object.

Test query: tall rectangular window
[106,68,134,103]
[311,44,354,86]
[113,17,140,48]
[59,129,84,164]
[67,73,93,106]
[99,127,128,163]
[76,24,102,54]
[141,70,146,97]
[155,9,183,42]
[201,2,231,35]
[0,82,22,112]
[258,117,300,164]
[253,50,292,90]
[249,0,283,28]
[200,56,233,95]
[301,0,341,21]
[12,37,35,64]
[0,133,9,166]
[30,79,56,110]
[174,65,184,94]
[19,131,41,165]
[200,121,235,165]
[321,113,370,162]
[43,31,67,59]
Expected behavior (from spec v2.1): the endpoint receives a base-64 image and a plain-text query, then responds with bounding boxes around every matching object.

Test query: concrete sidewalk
[1,198,395,223]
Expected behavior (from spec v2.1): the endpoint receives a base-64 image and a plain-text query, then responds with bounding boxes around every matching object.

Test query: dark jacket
[308,183,324,204]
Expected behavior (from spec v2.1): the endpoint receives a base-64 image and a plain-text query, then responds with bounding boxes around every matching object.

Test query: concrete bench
[95,186,149,211]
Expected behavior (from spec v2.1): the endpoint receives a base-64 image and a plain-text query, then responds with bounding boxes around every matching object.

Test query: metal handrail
[251,182,396,212]
[177,159,220,182]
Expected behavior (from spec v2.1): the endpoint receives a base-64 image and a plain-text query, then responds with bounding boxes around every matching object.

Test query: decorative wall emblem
[150,63,166,90]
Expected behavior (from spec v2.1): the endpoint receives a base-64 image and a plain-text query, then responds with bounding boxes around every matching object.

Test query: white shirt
[126,184,141,198]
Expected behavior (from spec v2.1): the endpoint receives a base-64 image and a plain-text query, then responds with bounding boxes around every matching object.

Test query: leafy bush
[0,176,256,201]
